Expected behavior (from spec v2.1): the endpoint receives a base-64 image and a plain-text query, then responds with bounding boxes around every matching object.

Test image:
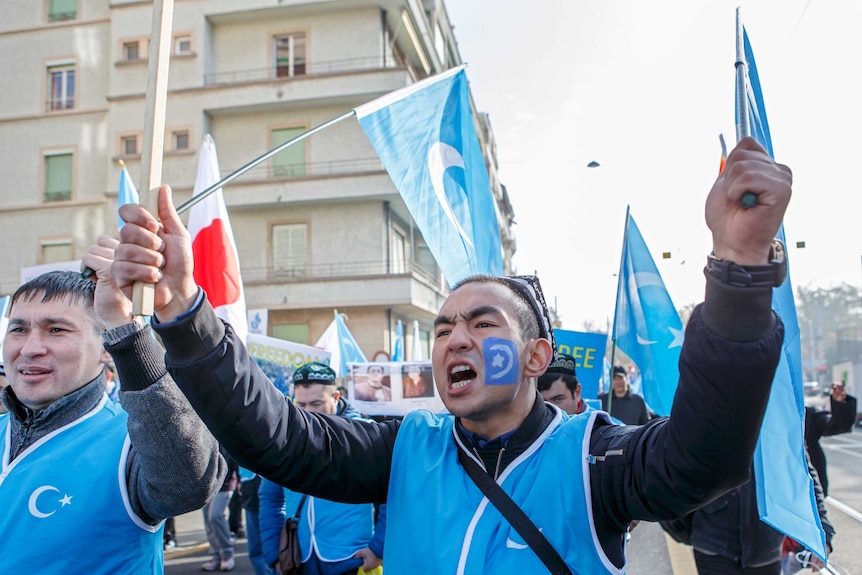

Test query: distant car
[803,381,820,397]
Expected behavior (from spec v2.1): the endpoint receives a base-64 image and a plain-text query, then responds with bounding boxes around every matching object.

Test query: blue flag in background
[737,27,825,559]
[117,163,139,230]
[611,213,683,417]
[335,312,368,377]
[392,319,404,362]
[355,66,503,285]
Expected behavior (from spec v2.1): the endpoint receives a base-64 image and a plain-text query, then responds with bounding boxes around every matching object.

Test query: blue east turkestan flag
[354,66,503,286]
[117,164,139,230]
[611,212,683,417]
[392,319,404,362]
[335,312,368,376]
[738,26,826,559]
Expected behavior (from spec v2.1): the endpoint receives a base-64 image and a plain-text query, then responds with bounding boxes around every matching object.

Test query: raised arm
[112,185,398,504]
[82,237,226,523]
[590,137,791,535]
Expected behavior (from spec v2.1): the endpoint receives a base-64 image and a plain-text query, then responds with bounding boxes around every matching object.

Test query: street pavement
[163,507,698,575]
[165,510,258,575]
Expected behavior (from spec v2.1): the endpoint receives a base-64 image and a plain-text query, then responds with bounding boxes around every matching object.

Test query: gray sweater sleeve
[106,325,227,524]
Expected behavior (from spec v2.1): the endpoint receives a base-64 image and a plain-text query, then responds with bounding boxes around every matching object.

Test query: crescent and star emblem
[427,142,474,249]
[28,485,73,518]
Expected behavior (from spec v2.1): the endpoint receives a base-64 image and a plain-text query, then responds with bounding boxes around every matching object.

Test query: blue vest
[0,397,164,574]
[284,489,376,562]
[384,408,623,574]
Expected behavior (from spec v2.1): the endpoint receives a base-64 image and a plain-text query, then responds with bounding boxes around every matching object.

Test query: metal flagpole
[174,110,357,216]
[607,205,632,416]
[734,7,758,208]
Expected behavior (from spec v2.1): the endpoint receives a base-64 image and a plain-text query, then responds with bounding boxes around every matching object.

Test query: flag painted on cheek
[483,338,519,385]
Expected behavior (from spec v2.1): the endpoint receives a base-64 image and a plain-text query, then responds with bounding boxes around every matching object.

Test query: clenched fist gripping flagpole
[132,0,174,316]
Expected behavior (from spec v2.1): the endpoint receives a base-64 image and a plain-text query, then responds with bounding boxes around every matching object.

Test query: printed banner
[552,329,608,400]
[347,361,447,416]
[246,333,331,398]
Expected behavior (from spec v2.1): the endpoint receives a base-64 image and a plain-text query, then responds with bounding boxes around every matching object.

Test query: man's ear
[524,338,553,378]
[331,388,341,402]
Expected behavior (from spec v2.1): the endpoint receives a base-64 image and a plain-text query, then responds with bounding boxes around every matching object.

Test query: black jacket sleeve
[589,277,783,542]
[155,299,398,504]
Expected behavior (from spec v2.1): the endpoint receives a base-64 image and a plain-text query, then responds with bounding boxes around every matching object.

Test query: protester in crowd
[238,468,275,575]
[201,444,240,572]
[107,137,791,571]
[353,364,392,402]
[163,517,177,550]
[537,353,590,415]
[105,362,120,402]
[260,362,385,574]
[673,459,834,574]
[229,486,245,539]
[0,264,225,574]
[804,381,857,496]
[780,382,856,572]
[0,362,8,415]
[597,365,650,425]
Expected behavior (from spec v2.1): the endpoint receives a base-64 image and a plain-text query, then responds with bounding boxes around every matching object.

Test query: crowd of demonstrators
[537,353,590,415]
[259,362,386,575]
[597,365,651,425]
[0,264,226,574]
[102,137,795,572]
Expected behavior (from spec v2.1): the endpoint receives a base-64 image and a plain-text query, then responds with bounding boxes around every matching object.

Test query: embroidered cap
[545,353,576,377]
[499,275,557,353]
[293,362,337,385]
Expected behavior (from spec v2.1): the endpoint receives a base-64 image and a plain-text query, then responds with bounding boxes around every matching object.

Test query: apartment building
[0,0,516,360]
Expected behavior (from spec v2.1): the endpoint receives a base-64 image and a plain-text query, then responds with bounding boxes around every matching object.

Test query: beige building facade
[0,0,516,360]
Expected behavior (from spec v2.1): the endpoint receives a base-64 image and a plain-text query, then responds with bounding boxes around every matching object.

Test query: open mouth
[450,364,476,389]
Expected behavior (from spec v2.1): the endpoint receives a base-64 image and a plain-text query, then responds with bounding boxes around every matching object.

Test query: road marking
[826,496,862,524]
[664,532,698,574]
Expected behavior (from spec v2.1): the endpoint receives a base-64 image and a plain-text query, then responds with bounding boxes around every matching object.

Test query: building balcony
[241,258,447,315]
[203,55,401,87]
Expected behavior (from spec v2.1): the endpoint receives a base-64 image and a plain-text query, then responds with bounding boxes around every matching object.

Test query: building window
[122,40,141,61]
[47,64,75,111]
[274,33,306,78]
[48,0,76,22]
[172,130,190,151]
[272,323,309,344]
[120,135,139,156]
[174,35,192,56]
[271,223,308,278]
[40,240,73,264]
[271,127,307,178]
[391,228,407,273]
[44,152,73,203]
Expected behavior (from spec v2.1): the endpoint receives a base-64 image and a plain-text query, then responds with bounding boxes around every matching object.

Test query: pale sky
[445,0,862,330]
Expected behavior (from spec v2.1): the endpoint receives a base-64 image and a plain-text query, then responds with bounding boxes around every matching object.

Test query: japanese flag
[187,134,248,344]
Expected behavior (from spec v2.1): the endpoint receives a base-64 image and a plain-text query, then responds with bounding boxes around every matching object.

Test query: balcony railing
[161,156,385,186]
[241,258,441,287]
[203,55,401,86]
[47,99,75,112]
[48,11,76,22]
